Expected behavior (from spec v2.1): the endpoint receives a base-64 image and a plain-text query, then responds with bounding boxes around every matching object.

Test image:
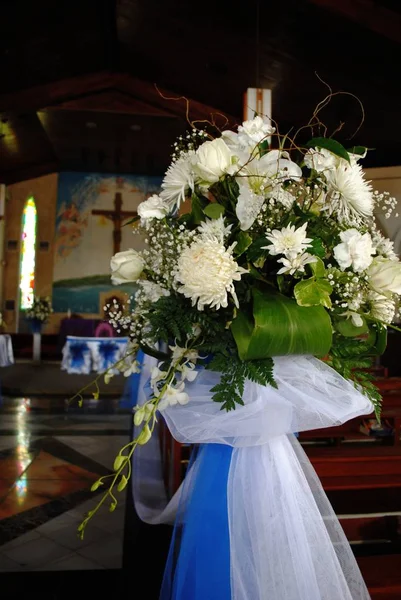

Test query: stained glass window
[20,197,37,309]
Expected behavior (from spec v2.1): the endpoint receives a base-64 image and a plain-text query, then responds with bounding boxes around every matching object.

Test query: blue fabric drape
[160,443,232,600]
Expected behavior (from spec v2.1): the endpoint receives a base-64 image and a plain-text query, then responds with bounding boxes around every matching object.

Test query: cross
[91,178,137,254]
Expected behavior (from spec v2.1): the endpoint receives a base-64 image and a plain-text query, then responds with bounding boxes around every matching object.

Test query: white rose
[110,249,144,284]
[137,195,169,228]
[193,138,233,184]
[237,116,275,147]
[333,229,375,273]
[367,256,401,295]
[304,147,340,173]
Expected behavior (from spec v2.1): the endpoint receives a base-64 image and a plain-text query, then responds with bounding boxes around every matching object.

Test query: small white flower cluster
[25,296,53,322]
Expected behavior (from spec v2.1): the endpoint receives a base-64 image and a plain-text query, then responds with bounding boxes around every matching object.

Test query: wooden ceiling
[1,0,401,184]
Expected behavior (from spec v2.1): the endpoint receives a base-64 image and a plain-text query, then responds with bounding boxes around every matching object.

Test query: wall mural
[53,172,161,313]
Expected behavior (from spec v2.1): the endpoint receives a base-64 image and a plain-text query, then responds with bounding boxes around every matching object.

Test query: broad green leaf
[189,193,209,225]
[309,256,326,278]
[234,231,252,257]
[231,288,332,359]
[308,238,326,259]
[294,278,332,308]
[348,146,367,157]
[306,137,350,163]
[334,316,368,337]
[367,322,388,355]
[203,203,225,219]
[247,237,269,263]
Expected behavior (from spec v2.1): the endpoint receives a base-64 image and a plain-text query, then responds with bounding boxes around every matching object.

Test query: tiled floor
[0,395,130,572]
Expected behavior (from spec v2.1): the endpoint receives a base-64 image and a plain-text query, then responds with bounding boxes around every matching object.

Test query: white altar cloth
[61,335,128,374]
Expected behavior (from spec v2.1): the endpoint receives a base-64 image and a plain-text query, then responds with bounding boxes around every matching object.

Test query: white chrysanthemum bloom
[325,162,374,222]
[277,253,317,275]
[367,256,401,295]
[175,237,247,310]
[304,147,340,173]
[367,291,396,324]
[236,184,265,231]
[237,116,275,147]
[137,280,170,303]
[262,222,313,259]
[160,151,194,209]
[333,229,375,273]
[137,195,169,228]
[197,215,232,243]
[158,382,189,411]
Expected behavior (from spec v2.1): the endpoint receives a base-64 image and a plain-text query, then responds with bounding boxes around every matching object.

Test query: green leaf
[309,257,326,278]
[348,146,367,157]
[306,137,350,163]
[234,231,252,257]
[189,193,209,225]
[308,238,326,259]
[294,278,332,308]
[334,316,368,337]
[247,237,268,263]
[231,288,332,359]
[203,203,225,219]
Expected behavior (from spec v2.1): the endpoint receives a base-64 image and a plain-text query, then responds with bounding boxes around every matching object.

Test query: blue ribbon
[160,443,232,600]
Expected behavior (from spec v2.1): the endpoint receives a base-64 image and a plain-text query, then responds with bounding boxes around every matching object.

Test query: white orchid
[158,381,190,411]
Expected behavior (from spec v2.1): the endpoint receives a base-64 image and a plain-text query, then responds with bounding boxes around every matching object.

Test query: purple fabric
[58,318,101,349]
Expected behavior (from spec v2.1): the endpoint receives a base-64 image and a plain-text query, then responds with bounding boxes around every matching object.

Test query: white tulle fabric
[132,354,373,599]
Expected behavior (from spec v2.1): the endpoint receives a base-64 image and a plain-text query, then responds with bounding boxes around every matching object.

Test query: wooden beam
[307,0,401,44]
[0,71,237,127]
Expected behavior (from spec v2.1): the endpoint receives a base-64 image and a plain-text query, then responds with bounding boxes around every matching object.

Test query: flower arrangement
[24,296,53,323]
[77,110,401,535]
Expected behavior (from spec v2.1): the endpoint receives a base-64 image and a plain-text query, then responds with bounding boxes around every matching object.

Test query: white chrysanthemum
[160,152,194,209]
[277,253,317,275]
[325,162,374,222]
[236,184,265,231]
[175,238,247,310]
[367,291,395,324]
[262,222,313,259]
[197,215,232,243]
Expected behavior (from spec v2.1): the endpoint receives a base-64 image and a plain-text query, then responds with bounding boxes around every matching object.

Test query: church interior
[1,0,401,598]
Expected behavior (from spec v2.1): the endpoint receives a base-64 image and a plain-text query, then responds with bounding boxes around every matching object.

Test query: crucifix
[91,178,137,254]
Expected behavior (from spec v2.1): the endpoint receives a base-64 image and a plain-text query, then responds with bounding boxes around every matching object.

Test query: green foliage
[146,295,195,344]
[207,352,276,411]
[328,333,383,419]
[203,203,225,219]
[232,288,332,359]
[308,238,326,259]
[294,277,332,308]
